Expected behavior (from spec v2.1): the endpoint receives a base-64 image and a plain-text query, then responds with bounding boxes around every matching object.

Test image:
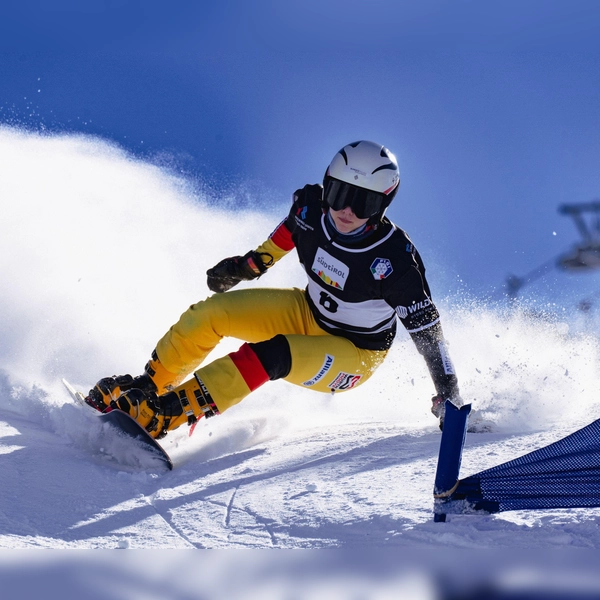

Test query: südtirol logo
[311,247,349,290]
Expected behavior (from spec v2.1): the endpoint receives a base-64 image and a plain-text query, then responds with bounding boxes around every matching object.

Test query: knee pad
[249,334,292,381]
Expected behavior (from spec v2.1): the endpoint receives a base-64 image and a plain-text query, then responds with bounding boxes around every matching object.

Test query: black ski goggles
[323,177,387,219]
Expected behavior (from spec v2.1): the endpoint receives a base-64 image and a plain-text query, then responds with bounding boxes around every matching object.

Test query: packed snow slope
[2,125,600,566]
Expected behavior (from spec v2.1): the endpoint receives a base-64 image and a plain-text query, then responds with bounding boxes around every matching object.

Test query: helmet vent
[372,163,397,174]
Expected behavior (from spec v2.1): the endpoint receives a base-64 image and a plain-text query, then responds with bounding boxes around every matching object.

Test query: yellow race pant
[155,288,387,413]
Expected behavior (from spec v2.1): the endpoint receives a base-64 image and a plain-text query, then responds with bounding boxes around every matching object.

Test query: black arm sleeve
[410,322,460,400]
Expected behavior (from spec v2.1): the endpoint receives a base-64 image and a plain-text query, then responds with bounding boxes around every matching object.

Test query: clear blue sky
[2,1,600,302]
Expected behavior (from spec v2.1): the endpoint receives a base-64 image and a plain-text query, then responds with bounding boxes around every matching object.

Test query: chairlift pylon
[505,200,600,298]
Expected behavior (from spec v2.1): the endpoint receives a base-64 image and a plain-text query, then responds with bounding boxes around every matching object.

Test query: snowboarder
[87,140,461,439]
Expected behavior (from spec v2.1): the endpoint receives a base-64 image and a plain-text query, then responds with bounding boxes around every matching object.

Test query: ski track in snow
[3,128,600,596]
[2,380,600,551]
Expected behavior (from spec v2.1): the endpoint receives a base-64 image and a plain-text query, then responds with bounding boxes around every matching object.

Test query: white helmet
[323,140,400,220]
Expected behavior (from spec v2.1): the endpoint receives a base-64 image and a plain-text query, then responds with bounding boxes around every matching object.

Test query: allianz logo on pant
[303,354,335,386]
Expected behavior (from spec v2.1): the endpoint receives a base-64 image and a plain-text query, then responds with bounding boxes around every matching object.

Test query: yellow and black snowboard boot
[86,350,183,412]
[116,374,220,440]
[86,374,157,412]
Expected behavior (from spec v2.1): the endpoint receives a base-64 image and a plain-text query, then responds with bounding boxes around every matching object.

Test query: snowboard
[62,378,173,470]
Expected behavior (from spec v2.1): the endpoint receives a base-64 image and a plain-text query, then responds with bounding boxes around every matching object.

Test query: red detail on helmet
[229,343,270,391]
[383,182,399,195]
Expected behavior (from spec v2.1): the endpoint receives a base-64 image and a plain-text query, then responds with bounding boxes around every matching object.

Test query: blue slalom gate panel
[434,402,472,496]
[441,418,600,514]
[433,401,472,522]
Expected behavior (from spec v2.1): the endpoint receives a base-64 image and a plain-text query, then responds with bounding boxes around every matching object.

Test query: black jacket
[269,184,459,399]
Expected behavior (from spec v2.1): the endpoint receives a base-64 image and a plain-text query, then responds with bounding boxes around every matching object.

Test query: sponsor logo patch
[294,215,314,231]
[395,305,408,319]
[396,299,432,319]
[312,247,349,290]
[370,258,393,280]
[328,372,362,391]
[409,299,431,314]
[303,354,334,386]
[438,341,455,375]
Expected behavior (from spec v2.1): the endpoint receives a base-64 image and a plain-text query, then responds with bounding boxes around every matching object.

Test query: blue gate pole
[433,401,471,522]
